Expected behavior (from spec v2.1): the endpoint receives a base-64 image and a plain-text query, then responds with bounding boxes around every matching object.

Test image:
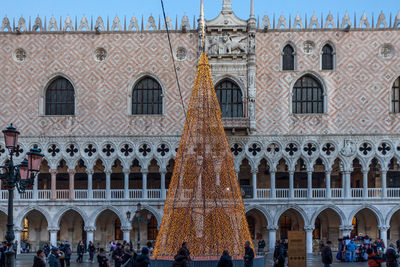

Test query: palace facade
[1,0,400,254]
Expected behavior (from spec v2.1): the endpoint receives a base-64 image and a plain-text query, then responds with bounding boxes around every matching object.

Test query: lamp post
[0,124,44,267]
[126,203,152,251]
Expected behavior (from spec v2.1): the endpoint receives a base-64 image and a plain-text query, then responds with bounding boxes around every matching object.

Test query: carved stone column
[87,169,93,199]
[325,169,331,198]
[251,170,257,199]
[48,228,60,247]
[142,170,148,199]
[123,168,130,200]
[381,169,387,198]
[307,170,313,199]
[378,225,390,249]
[270,170,276,198]
[339,225,354,238]
[304,225,315,254]
[267,225,279,251]
[50,169,57,200]
[289,171,294,199]
[121,226,132,243]
[105,170,111,200]
[84,226,96,248]
[160,170,167,200]
[362,168,369,198]
[68,169,76,200]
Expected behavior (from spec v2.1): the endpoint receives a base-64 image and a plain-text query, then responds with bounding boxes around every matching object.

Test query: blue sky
[2,0,399,26]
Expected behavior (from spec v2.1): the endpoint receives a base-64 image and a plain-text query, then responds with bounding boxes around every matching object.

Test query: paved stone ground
[16,253,368,266]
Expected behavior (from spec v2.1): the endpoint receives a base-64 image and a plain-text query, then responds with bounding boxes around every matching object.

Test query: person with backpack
[386,243,399,267]
[63,242,72,267]
[367,247,385,267]
[217,250,233,267]
[321,241,333,267]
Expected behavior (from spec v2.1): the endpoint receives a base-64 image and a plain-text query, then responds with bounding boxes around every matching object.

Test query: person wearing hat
[133,247,150,267]
[48,247,61,267]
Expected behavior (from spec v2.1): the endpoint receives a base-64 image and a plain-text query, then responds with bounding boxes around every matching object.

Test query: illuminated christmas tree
[153,52,253,259]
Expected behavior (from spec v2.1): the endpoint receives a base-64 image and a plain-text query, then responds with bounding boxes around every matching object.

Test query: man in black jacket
[243,241,254,267]
[321,241,333,267]
[273,241,285,267]
[112,243,124,267]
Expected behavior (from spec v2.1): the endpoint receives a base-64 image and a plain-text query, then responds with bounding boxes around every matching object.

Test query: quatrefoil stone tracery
[248,143,261,157]
[84,144,97,157]
[102,144,115,157]
[66,144,78,157]
[322,143,335,156]
[121,144,133,157]
[48,144,60,157]
[378,142,391,156]
[359,142,372,156]
[231,144,243,156]
[303,143,317,156]
[139,144,151,157]
[157,144,170,157]
[285,143,298,156]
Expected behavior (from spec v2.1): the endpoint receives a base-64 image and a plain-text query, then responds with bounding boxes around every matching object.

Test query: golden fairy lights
[153,54,253,259]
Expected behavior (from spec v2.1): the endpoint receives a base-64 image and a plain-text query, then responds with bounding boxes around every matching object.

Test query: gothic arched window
[45,77,75,115]
[392,77,400,113]
[215,80,243,118]
[282,44,295,71]
[132,77,163,115]
[292,75,324,114]
[321,44,334,70]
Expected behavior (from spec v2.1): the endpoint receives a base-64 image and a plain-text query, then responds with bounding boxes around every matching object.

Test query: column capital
[49,169,58,175]
[47,227,60,232]
[14,226,23,232]
[289,170,295,175]
[84,226,96,232]
[378,225,390,231]
[251,169,258,175]
[339,225,354,231]
[267,225,279,231]
[304,225,315,231]
[123,168,131,175]
[362,168,370,174]
[105,170,112,175]
[325,168,332,173]
[86,169,94,175]
[121,226,132,232]
[67,169,76,175]
[142,169,149,174]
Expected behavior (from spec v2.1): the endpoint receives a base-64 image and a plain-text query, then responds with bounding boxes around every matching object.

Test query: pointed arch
[310,205,346,226]
[54,206,88,228]
[320,41,336,70]
[214,78,244,118]
[17,206,51,228]
[90,205,125,227]
[282,42,297,71]
[391,76,400,113]
[140,204,163,228]
[128,73,164,115]
[245,204,273,227]
[347,205,383,226]
[40,74,76,116]
[291,72,326,114]
[274,205,309,226]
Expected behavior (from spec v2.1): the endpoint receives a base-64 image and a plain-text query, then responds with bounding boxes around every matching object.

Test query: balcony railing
[3,187,398,201]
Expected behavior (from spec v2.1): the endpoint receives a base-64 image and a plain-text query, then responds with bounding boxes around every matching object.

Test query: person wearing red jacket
[367,248,385,267]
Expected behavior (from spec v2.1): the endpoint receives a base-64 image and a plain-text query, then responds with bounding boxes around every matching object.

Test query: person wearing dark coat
[121,246,136,267]
[273,241,285,267]
[321,241,333,267]
[217,250,233,267]
[97,248,108,267]
[243,241,255,267]
[112,243,124,267]
[33,250,46,267]
[172,248,189,267]
[76,241,85,263]
[0,242,7,267]
[88,241,96,263]
[397,239,400,253]
[386,243,399,267]
[48,247,61,267]
[133,247,150,267]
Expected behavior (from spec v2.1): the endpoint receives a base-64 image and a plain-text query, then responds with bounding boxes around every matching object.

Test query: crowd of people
[29,240,256,267]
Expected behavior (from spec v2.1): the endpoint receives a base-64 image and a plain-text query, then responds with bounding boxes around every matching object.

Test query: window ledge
[129,114,165,117]
[289,113,327,116]
[39,115,76,118]
[222,117,250,129]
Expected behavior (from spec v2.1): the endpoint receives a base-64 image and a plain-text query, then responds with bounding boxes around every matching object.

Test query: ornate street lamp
[127,203,152,251]
[0,124,43,267]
